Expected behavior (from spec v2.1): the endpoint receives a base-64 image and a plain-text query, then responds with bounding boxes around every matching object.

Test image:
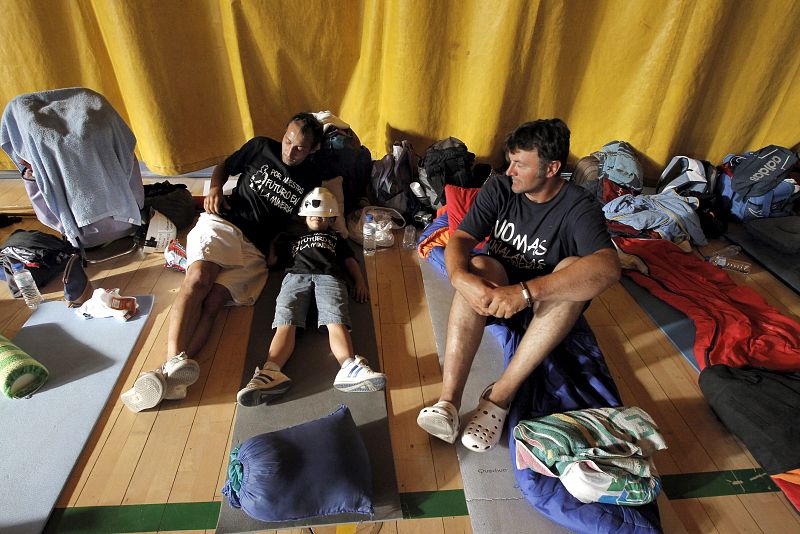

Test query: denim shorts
[272,273,351,329]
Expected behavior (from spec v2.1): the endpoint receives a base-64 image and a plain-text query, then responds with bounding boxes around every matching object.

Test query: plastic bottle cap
[365,214,374,222]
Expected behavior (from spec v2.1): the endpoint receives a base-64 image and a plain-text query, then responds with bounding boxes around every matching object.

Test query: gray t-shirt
[459,175,612,282]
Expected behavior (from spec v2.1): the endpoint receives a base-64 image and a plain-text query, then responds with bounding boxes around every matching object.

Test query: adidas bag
[719,154,800,221]
[731,145,798,199]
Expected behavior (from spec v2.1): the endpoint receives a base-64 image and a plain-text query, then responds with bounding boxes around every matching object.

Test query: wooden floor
[1,176,799,534]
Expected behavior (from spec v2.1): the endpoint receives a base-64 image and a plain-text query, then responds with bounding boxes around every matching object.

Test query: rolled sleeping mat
[0,335,49,398]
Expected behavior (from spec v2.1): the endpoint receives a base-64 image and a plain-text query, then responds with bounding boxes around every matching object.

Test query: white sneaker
[236,366,293,407]
[121,369,166,412]
[162,352,200,400]
[333,356,386,392]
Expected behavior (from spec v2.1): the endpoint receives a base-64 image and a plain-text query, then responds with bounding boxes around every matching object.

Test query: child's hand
[353,281,369,303]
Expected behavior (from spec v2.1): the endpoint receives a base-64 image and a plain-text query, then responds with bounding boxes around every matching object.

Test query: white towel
[0,88,143,243]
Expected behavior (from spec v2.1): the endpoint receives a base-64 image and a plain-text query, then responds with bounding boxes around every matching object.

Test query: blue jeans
[272,273,350,330]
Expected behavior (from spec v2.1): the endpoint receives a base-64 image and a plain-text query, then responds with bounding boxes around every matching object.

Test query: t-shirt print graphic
[248,163,306,215]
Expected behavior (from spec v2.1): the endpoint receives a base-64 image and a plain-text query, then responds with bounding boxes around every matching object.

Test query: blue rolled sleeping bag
[222,405,374,523]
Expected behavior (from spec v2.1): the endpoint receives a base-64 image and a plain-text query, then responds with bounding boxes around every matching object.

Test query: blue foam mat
[0,296,154,534]
[619,276,699,373]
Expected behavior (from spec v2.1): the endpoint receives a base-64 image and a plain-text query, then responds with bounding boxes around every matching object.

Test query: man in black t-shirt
[417,119,621,452]
[121,113,327,413]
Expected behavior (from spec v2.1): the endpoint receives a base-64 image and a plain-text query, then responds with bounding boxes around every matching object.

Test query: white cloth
[312,110,350,132]
[186,213,268,306]
[76,288,138,321]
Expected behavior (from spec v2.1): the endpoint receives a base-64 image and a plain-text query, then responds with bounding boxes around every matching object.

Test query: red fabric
[772,477,800,512]
[444,184,480,234]
[606,220,660,239]
[615,237,800,372]
[444,184,488,249]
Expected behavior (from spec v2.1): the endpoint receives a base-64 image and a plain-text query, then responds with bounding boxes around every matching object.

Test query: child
[237,187,386,406]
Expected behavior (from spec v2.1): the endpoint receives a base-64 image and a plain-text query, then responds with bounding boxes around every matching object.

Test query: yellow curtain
[1,0,798,182]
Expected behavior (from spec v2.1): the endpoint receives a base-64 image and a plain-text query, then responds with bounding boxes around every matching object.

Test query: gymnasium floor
[1,176,799,534]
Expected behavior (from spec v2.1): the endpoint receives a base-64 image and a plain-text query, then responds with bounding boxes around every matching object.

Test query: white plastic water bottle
[11,263,43,310]
[363,214,377,256]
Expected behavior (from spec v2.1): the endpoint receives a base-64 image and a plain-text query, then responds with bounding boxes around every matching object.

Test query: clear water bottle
[709,254,752,274]
[11,263,43,309]
[402,224,417,249]
[363,213,377,256]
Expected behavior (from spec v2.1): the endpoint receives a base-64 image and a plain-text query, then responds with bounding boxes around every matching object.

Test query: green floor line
[44,469,780,532]
[44,502,221,533]
[661,468,779,499]
[400,490,469,518]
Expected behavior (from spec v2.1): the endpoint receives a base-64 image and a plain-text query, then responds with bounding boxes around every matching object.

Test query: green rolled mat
[0,334,49,398]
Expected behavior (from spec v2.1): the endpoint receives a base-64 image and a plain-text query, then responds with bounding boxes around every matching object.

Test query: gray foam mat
[725,226,800,295]
[619,275,699,372]
[419,261,571,534]
[216,249,402,533]
[1,296,154,534]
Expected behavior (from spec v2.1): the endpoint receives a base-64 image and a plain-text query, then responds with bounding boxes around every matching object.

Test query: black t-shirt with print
[459,175,612,282]
[286,230,354,279]
[222,137,323,255]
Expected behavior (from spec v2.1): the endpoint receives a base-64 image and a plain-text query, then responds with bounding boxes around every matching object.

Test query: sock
[264,360,281,372]
[341,357,355,368]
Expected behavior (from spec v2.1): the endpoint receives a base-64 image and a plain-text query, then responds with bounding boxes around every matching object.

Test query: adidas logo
[749,155,784,182]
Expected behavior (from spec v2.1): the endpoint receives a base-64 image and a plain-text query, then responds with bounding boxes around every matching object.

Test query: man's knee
[183,261,221,294]
[206,283,231,308]
[553,256,580,272]
[468,255,509,285]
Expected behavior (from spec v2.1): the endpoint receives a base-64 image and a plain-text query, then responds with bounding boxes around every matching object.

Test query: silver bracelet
[519,281,533,308]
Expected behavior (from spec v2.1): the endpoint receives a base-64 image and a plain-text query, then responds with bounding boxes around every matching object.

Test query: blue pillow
[222,405,374,522]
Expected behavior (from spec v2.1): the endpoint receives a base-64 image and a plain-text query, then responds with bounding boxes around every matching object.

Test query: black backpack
[416,137,477,210]
[368,140,422,220]
[0,230,76,298]
[731,145,799,199]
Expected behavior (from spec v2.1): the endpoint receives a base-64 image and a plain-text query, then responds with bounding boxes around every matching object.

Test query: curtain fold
[1,0,798,181]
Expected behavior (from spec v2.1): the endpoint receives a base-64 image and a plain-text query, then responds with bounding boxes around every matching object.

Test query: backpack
[0,230,76,298]
[731,145,799,199]
[319,126,372,214]
[657,156,718,195]
[416,137,477,210]
[368,140,421,220]
[573,141,643,204]
[718,154,800,221]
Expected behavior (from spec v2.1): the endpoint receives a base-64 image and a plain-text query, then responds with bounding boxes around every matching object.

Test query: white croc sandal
[460,385,508,452]
[417,401,460,444]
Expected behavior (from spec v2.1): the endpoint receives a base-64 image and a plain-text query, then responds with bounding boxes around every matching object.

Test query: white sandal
[417,401,460,444]
[460,385,508,452]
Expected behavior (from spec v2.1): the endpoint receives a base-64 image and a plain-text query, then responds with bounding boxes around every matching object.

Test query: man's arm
[484,247,621,319]
[527,247,621,302]
[344,257,369,303]
[203,163,231,215]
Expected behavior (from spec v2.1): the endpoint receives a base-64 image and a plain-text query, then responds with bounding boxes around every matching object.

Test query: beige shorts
[186,213,268,306]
